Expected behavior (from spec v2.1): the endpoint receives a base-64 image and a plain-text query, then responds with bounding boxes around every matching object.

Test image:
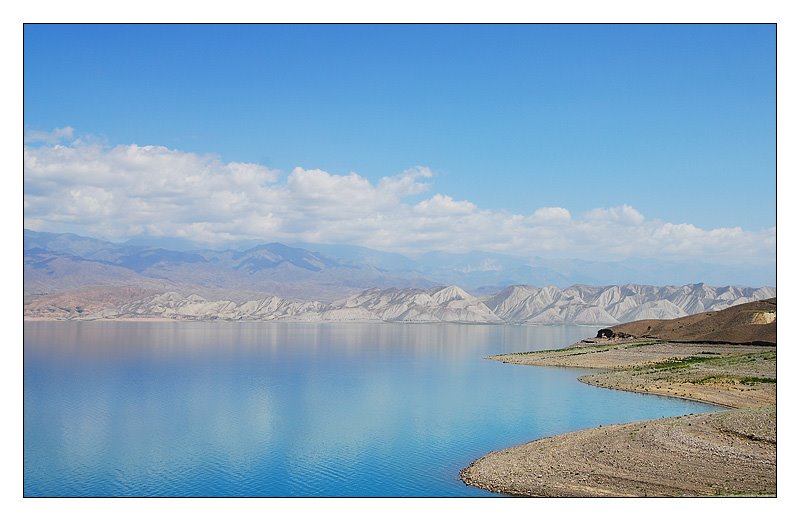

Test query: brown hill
[604,298,776,345]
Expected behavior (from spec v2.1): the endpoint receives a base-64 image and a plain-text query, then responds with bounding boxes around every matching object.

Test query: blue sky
[23,24,776,264]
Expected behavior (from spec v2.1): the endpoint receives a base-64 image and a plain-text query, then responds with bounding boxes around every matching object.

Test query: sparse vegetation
[618,340,662,349]
[739,376,776,385]
[647,356,716,371]
[505,339,664,358]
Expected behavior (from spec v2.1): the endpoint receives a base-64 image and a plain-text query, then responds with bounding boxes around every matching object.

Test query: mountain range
[24,229,775,300]
[24,230,776,324]
[25,282,776,326]
[24,229,434,301]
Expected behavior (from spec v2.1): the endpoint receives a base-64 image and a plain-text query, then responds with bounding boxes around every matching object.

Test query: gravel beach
[460,336,777,497]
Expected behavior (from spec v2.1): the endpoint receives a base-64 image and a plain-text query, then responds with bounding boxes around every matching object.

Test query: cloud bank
[23,132,776,265]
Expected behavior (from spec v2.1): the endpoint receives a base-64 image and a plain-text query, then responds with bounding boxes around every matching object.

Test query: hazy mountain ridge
[25,283,777,325]
[24,230,776,302]
[24,230,436,300]
[24,230,776,324]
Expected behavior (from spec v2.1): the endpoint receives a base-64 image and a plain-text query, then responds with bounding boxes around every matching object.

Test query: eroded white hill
[27,283,776,325]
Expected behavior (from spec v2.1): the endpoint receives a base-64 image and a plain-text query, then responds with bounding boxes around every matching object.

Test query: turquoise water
[24,321,720,497]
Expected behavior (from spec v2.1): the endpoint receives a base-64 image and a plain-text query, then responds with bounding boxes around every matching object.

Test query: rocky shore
[460,334,777,497]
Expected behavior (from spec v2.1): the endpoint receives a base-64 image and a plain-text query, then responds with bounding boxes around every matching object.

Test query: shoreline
[460,337,777,497]
[580,377,735,409]
[22,317,599,327]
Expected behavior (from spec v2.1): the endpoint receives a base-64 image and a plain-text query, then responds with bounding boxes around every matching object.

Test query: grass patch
[711,487,777,497]
[507,339,664,357]
[563,348,609,356]
[618,340,662,349]
[704,351,776,367]
[648,356,716,371]
[507,345,600,356]
[692,375,737,385]
[739,376,776,385]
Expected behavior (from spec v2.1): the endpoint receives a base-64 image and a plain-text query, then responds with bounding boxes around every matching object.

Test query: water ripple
[25,322,720,497]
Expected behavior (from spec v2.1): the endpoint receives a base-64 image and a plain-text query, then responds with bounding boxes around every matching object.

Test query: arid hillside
[603,298,776,345]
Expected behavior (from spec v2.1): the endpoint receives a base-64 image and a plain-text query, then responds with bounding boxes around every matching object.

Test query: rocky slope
[481,283,775,325]
[605,297,777,344]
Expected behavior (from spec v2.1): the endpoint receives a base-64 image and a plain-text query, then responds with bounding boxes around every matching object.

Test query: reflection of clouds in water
[31,321,661,496]
[188,382,275,470]
[284,365,397,482]
[58,392,111,471]
[29,322,602,490]
[51,367,276,493]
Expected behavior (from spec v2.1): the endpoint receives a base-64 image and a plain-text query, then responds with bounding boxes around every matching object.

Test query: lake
[24,321,721,497]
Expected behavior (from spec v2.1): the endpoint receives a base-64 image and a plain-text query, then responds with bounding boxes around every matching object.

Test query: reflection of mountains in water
[25,283,777,325]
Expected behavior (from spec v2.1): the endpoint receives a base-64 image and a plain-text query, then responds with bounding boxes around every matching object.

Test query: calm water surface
[24,322,720,497]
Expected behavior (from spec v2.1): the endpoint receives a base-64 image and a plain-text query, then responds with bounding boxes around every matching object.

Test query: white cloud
[531,206,571,223]
[22,138,776,266]
[24,126,75,145]
[414,194,477,215]
[377,166,433,196]
[585,204,645,225]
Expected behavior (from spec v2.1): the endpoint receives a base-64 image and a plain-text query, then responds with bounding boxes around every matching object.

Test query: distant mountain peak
[430,285,472,302]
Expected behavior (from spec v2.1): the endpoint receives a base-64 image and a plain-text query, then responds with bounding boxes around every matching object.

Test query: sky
[22,23,777,265]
